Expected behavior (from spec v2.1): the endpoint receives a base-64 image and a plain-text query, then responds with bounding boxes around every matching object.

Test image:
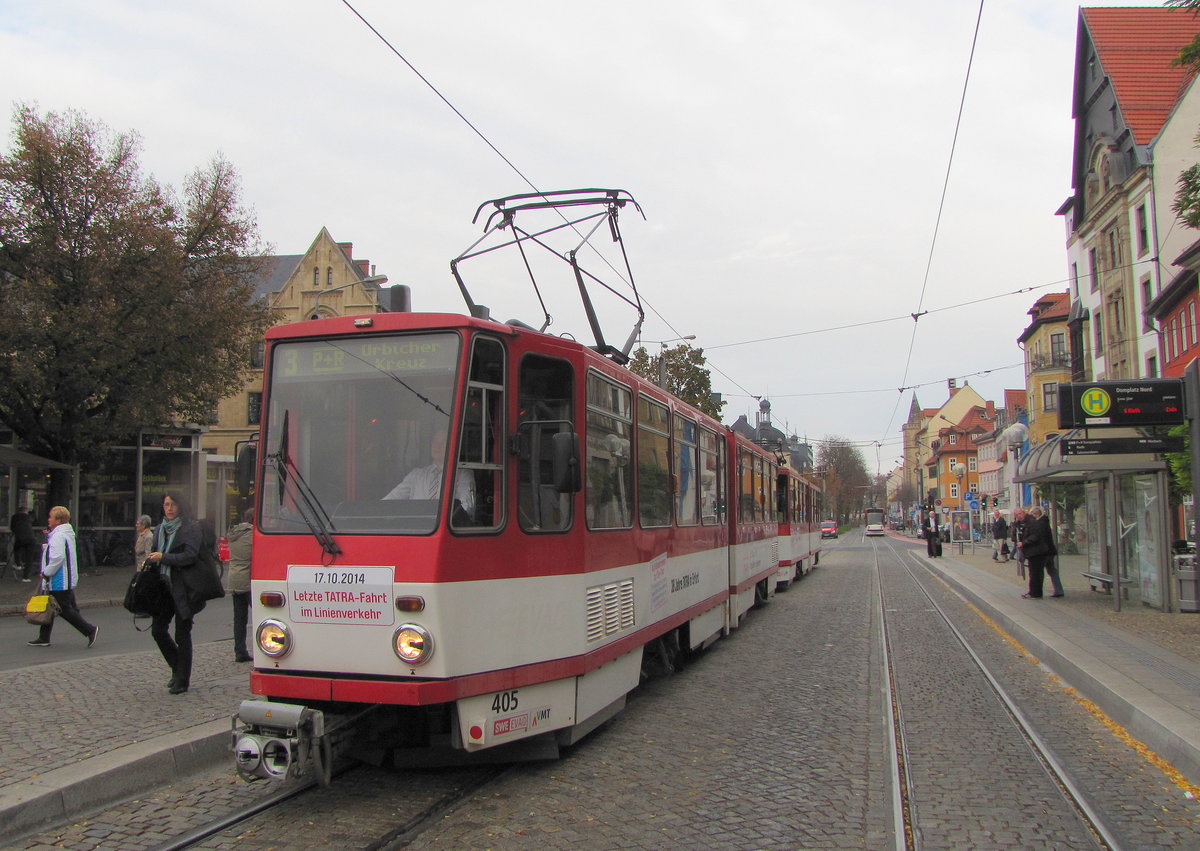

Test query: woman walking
[146,492,204,694]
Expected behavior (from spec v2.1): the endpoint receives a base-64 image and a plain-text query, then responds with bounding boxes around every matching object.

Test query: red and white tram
[775,464,823,589]
[232,310,818,780]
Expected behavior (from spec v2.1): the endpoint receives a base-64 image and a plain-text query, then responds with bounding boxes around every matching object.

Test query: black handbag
[123,561,173,622]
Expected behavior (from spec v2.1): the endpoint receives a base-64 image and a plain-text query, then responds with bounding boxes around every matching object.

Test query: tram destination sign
[1057,380,1185,428]
[1060,436,1185,456]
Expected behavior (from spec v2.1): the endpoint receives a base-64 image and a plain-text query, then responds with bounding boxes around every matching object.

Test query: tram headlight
[256,619,292,658]
[392,623,433,665]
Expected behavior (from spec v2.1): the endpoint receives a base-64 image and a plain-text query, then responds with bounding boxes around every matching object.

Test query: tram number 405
[491,690,519,713]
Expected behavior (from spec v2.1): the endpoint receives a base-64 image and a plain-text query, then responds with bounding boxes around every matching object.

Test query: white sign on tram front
[287,565,395,625]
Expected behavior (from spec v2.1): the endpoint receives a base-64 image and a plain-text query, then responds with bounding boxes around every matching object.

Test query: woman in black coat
[1019,506,1057,599]
[146,492,205,694]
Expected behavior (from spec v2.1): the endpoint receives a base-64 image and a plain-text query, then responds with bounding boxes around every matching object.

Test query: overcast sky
[0,0,1179,473]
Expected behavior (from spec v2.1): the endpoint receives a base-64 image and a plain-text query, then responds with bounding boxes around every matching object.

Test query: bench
[1080,571,1135,595]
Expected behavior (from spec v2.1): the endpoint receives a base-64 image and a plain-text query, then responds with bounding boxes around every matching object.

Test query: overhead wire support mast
[450,189,647,364]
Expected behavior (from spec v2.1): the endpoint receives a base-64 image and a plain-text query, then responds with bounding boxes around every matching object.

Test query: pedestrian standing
[1019,505,1057,599]
[226,508,254,663]
[990,510,1008,562]
[27,506,98,648]
[10,505,36,581]
[1037,507,1064,597]
[1010,507,1028,578]
[924,510,942,557]
[134,514,153,567]
[146,492,205,695]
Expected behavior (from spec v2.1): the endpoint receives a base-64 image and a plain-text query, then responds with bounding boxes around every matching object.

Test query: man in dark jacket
[1019,506,1057,599]
[990,510,1008,562]
[923,511,942,558]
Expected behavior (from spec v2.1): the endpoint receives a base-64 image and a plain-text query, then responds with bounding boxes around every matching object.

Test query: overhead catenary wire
[882,0,986,445]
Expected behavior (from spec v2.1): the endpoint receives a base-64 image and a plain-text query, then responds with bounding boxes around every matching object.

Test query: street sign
[969,500,980,510]
[964,491,975,501]
[1057,380,1185,428]
[1060,436,1185,456]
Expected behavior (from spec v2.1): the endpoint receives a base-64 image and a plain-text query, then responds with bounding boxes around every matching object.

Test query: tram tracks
[871,537,1121,850]
[148,761,508,851]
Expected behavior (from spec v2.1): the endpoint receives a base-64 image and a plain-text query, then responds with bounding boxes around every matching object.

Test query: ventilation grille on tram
[771,539,780,564]
[586,579,635,643]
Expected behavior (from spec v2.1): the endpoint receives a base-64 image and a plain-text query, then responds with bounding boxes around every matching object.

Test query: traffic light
[980,495,988,509]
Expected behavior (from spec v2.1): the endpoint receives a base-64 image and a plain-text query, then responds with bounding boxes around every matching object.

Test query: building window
[251,340,265,369]
[1094,314,1104,354]
[968,457,977,473]
[949,482,959,499]
[1136,205,1148,257]
[1051,332,1066,365]
[248,392,262,426]
[326,267,333,286]
[313,266,319,286]
[1174,317,1182,361]
[1089,248,1099,291]
[1142,279,1154,332]
[1190,302,1197,350]
[1147,354,1158,377]
[1108,228,1118,267]
[948,433,957,445]
[1043,382,1058,412]
[1071,262,1079,299]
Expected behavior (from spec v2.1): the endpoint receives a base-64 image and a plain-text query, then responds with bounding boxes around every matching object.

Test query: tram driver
[384,430,475,519]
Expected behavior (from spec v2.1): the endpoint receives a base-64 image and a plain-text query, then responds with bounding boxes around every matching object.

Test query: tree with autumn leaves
[0,105,274,495]
[627,343,725,419]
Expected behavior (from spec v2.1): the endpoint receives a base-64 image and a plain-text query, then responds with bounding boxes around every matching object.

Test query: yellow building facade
[202,228,390,458]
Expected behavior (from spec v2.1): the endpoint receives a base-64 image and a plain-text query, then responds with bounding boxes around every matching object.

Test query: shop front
[1014,428,1175,612]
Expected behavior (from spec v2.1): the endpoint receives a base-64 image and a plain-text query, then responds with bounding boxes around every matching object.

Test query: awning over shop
[0,446,74,470]
[1013,428,1167,484]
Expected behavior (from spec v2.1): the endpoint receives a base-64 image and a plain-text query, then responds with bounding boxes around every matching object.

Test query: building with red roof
[1058,6,1200,383]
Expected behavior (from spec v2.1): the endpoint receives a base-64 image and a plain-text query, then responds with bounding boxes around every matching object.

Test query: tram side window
[585,372,633,529]
[452,337,505,531]
[738,448,753,523]
[675,415,699,526]
[638,397,671,528]
[699,427,724,525]
[516,354,574,533]
[776,474,789,522]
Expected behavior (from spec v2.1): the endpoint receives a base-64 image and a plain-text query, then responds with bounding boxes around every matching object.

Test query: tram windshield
[260,332,463,535]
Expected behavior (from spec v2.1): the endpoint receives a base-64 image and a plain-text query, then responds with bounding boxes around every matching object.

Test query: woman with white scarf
[146,491,203,694]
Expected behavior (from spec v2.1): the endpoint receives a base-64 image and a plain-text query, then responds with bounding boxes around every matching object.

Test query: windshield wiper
[269,410,342,559]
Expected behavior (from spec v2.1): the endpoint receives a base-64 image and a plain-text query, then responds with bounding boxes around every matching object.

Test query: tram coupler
[233,700,329,784]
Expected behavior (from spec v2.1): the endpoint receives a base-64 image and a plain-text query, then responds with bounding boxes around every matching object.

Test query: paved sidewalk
[2,539,1200,846]
[0,568,253,845]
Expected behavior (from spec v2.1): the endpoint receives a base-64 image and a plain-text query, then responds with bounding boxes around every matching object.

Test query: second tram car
[233,310,822,780]
[865,507,886,536]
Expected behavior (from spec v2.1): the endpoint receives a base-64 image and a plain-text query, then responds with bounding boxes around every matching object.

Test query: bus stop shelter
[1013,428,1177,612]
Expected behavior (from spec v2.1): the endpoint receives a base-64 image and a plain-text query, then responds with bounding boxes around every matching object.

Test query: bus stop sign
[1057,380,1185,428]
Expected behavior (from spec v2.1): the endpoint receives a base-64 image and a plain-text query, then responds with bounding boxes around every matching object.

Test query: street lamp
[641,335,696,388]
[1003,422,1029,513]
[310,274,389,319]
[952,462,966,508]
